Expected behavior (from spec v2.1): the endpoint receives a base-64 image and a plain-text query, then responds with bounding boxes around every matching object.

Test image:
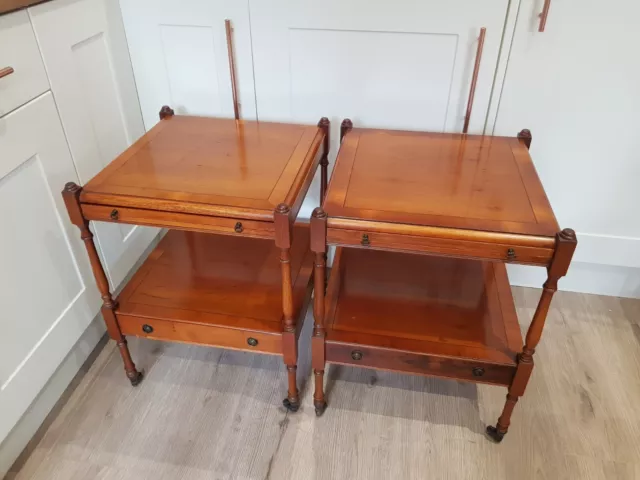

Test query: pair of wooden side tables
[62,108,576,443]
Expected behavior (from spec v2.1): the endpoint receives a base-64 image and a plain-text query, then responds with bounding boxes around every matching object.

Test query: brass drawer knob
[506,248,516,261]
[351,350,363,361]
[247,337,258,347]
[361,234,370,246]
[110,209,119,221]
[234,222,243,233]
[142,324,153,334]
[472,367,485,377]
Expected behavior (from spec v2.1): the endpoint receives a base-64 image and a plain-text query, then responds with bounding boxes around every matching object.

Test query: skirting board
[0,313,106,478]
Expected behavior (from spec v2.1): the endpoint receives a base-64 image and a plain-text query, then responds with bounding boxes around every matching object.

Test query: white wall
[492,0,640,298]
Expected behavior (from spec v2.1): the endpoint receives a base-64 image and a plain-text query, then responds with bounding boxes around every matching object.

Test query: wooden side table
[310,120,577,442]
[62,107,330,412]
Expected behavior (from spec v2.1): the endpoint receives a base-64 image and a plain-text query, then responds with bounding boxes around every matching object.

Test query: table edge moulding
[310,119,577,443]
[62,106,331,413]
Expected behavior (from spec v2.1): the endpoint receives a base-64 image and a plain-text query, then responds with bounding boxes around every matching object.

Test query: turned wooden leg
[317,117,330,203]
[274,203,300,412]
[62,183,143,386]
[310,208,328,416]
[487,228,577,443]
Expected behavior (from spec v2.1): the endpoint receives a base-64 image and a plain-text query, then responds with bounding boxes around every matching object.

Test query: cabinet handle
[142,324,154,334]
[539,0,551,32]
[351,350,363,361]
[0,67,14,79]
[247,337,258,347]
[110,209,119,221]
[361,234,370,246]
[472,367,485,377]
[507,248,517,262]
[224,19,240,120]
[234,221,243,233]
[462,27,486,134]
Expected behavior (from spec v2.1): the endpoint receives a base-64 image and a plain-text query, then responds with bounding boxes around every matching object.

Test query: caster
[128,371,144,387]
[283,398,300,413]
[486,425,505,443]
[314,401,327,417]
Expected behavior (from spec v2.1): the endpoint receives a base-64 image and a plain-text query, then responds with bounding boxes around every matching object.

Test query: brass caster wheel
[486,425,505,443]
[314,401,327,417]
[283,398,300,413]
[128,371,144,387]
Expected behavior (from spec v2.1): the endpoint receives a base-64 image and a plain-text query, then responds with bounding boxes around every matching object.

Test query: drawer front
[119,315,282,355]
[326,343,515,387]
[82,204,275,240]
[0,10,49,116]
[327,227,554,266]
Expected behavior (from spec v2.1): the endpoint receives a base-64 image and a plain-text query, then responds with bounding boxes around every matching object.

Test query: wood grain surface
[7,289,640,480]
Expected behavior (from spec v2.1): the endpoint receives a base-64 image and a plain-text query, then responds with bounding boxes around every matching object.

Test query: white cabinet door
[120,0,257,130]
[0,10,49,116]
[249,0,509,217]
[493,0,640,275]
[0,93,100,443]
[29,0,158,289]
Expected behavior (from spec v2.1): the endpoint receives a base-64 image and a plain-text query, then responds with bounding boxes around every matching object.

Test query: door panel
[120,0,257,129]
[0,93,100,442]
[249,0,510,217]
[29,0,157,289]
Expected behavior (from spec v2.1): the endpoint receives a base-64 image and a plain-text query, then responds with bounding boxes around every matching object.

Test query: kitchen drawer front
[81,203,275,240]
[327,227,554,266]
[0,10,49,116]
[118,315,282,355]
[326,342,515,387]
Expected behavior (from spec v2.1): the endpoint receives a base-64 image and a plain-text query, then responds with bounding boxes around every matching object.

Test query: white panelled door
[0,93,100,442]
[249,0,510,217]
[120,0,257,130]
[29,0,158,289]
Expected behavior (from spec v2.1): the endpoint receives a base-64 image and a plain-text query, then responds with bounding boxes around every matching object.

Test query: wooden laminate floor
[7,287,640,480]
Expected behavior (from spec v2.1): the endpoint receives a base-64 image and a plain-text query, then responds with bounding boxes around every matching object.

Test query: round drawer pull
[142,324,154,334]
[110,209,119,221]
[472,367,485,377]
[361,234,370,246]
[247,337,258,347]
[351,350,363,361]
[506,248,516,261]
[234,222,243,233]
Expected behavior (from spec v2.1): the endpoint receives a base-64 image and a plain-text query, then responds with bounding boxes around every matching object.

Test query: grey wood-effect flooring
[7,287,640,480]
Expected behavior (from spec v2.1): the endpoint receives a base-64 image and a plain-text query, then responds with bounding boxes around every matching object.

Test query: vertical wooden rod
[539,0,552,32]
[462,27,486,134]
[225,19,240,120]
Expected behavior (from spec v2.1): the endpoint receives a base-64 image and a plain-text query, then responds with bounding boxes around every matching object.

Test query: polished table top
[324,128,559,239]
[80,115,325,220]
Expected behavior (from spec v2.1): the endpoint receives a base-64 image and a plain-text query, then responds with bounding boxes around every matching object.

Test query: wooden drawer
[327,227,554,266]
[81,203,275,240]
[326,342,516,387]
[0,10,49,116]
[118,315,283,355]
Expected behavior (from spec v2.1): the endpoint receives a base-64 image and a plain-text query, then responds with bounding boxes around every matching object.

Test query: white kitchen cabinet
[0,10,49,116]
[249,0,510,217]
[29,0,158,290]
[119,0,257,130]
[493,0,640,296]
[0,92,100,444]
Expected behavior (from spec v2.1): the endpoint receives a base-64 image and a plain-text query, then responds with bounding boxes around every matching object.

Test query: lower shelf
[324,247,524,386]
[115,225,314,355]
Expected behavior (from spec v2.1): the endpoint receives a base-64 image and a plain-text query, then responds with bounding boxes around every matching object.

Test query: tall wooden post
[274,203,299,412]
[487,228,577,442]
[310,207,328,416]
[61,182,143,386]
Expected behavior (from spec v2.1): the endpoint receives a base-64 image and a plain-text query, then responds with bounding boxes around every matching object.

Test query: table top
[80,115,325,221]
[324,127,559,239]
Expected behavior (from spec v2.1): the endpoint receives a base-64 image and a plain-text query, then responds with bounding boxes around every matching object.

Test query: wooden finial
[159,105,175,120]
[311,207,327,219]
[517,129,532,150]
[275,203,291,215]
[318,117,330,129]
[340,119,353,143]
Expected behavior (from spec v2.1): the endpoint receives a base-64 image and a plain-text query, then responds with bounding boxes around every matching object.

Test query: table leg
[487,229,576,442]
[310,208,328,416]
[62,183,143,386]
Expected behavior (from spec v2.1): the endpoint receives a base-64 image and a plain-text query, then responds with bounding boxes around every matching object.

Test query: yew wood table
[62,107,330,412]
[310,120,577,442]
